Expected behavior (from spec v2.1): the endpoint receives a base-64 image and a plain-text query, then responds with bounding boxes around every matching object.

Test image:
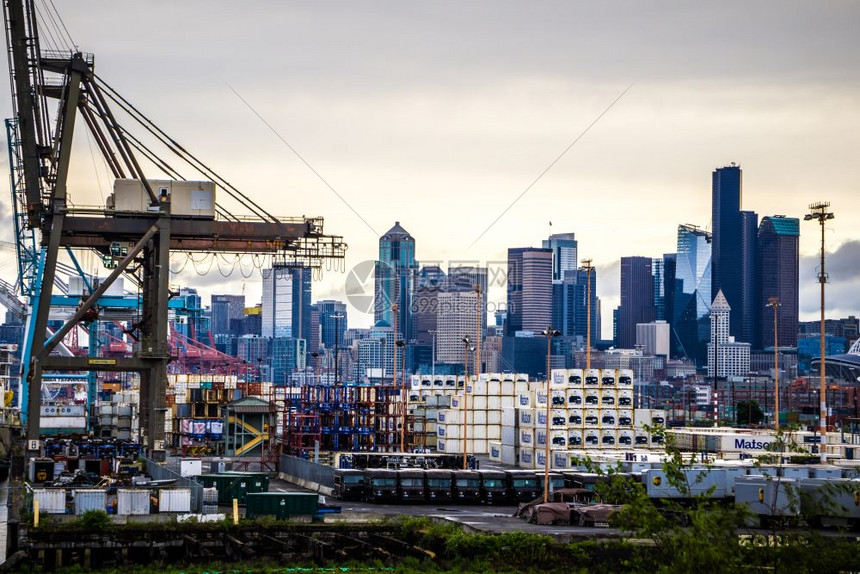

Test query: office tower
[636,321,670,358]
[662,253,677,337]
[757,216,800,349]
[355,324,394,381]
[740,210,759,345]
[261,264,312,344]
[672,225,712,366]
[447,264,488,336]
[374,222,418,342]
[316,300,348,351]
[269,337,306,385]
[552,266,598,342]
[542,232,578,282]
[505,247,552,335]
[617,256,656,348]
[711,164,757,343]
[309,305,320,356]
[436,291,481,373]
[413,265,446,346]
[652,258,666,321]
[707,290,750,378]
[211,294,245,336]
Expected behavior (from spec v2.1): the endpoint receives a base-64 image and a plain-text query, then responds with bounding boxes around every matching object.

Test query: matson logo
[733,437,774,451]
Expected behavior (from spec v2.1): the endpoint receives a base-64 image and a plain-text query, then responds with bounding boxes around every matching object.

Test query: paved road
[269,477,621,540]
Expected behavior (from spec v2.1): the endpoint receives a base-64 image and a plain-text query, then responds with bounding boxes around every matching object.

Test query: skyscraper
[374,222,418,342]
[741,210,759,345]
[552,266,598,343]
[447,264,488,336]
[707,290,750,378]
[711,164,757,343]
[413,265,446,346]
[617,256,655,348]
[672,225,712,365]
[542,232,578,282]
[316,299,348,351]
[436,291,481,373]
[261,264,312,343]
[506,247,552,335]
[211,294,245,336]
[757,216,800,349]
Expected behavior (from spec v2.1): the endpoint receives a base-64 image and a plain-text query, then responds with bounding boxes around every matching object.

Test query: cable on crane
[94,75,280,223]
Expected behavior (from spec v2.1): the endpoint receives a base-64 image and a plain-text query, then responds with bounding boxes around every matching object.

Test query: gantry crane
[3,1,346,455]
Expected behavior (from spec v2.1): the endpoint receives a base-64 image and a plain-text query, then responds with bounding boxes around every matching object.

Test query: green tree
[736,400,764,426]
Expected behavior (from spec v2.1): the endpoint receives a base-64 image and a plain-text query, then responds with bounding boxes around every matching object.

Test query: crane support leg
[139,213,171,456]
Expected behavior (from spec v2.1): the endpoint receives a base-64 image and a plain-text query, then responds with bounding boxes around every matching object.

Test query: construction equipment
[2,0,345,455]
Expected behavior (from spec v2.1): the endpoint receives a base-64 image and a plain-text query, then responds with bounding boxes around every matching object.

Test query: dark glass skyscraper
[741,210,759,345]
[317,299,347,351]
[552,266,598,342]
[617,256,655,348]
[711,164,757,343]
[757,216,799,349]
[211,294,245,336]
[506,247,552,335]
[374,222,418,341]
[672,225,712,365]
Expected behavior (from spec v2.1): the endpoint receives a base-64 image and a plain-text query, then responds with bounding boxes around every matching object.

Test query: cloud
[800,240,860,318]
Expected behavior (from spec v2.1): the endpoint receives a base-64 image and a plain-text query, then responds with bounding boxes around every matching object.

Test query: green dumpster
[197,473,267,504]
[245,492,319,519]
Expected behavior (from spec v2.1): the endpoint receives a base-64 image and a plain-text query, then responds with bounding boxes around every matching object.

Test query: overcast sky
[0,1,858,337]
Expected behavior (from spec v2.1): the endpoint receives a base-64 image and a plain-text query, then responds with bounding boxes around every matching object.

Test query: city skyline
[0,3,858,334]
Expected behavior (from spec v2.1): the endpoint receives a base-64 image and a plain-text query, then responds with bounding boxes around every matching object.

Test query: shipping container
[159,489,192,512]
[245,492,319,519]
[117,489,151,515]
[74,490,107,515]
[33,489,66,514]
[736,477,799,524]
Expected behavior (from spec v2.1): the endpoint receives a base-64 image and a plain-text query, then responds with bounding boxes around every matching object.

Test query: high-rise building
[374,222,418,342]
[261,264,312,344]
[355,324,395,381]
[542,232,578,282]
[662,253,677,345]
[707,290,750,378]
[413,265,446,346]
[740,210,759,345]
[651,258,665,322]
[757,216,799,349]
[636,321,670,358]
[552,266,598,343]
[506,247,552,335]
[711,164,757,343]
[672,225,712,366]
[309,305,320,357]
[316,300,348,351]
[447,264,488,336]
[617,256,656,348]
[270,337,307,385]
[211,294,245,336]
[436,291,481,373]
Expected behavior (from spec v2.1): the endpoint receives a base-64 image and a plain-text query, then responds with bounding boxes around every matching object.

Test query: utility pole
[462,335,472,470]
[542,327,560,502]
[805,202,834,464]
[428,329,436,381]
[713,312,719,428]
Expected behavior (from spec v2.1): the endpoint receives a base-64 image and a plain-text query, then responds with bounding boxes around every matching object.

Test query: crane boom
[3,0,346,454]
